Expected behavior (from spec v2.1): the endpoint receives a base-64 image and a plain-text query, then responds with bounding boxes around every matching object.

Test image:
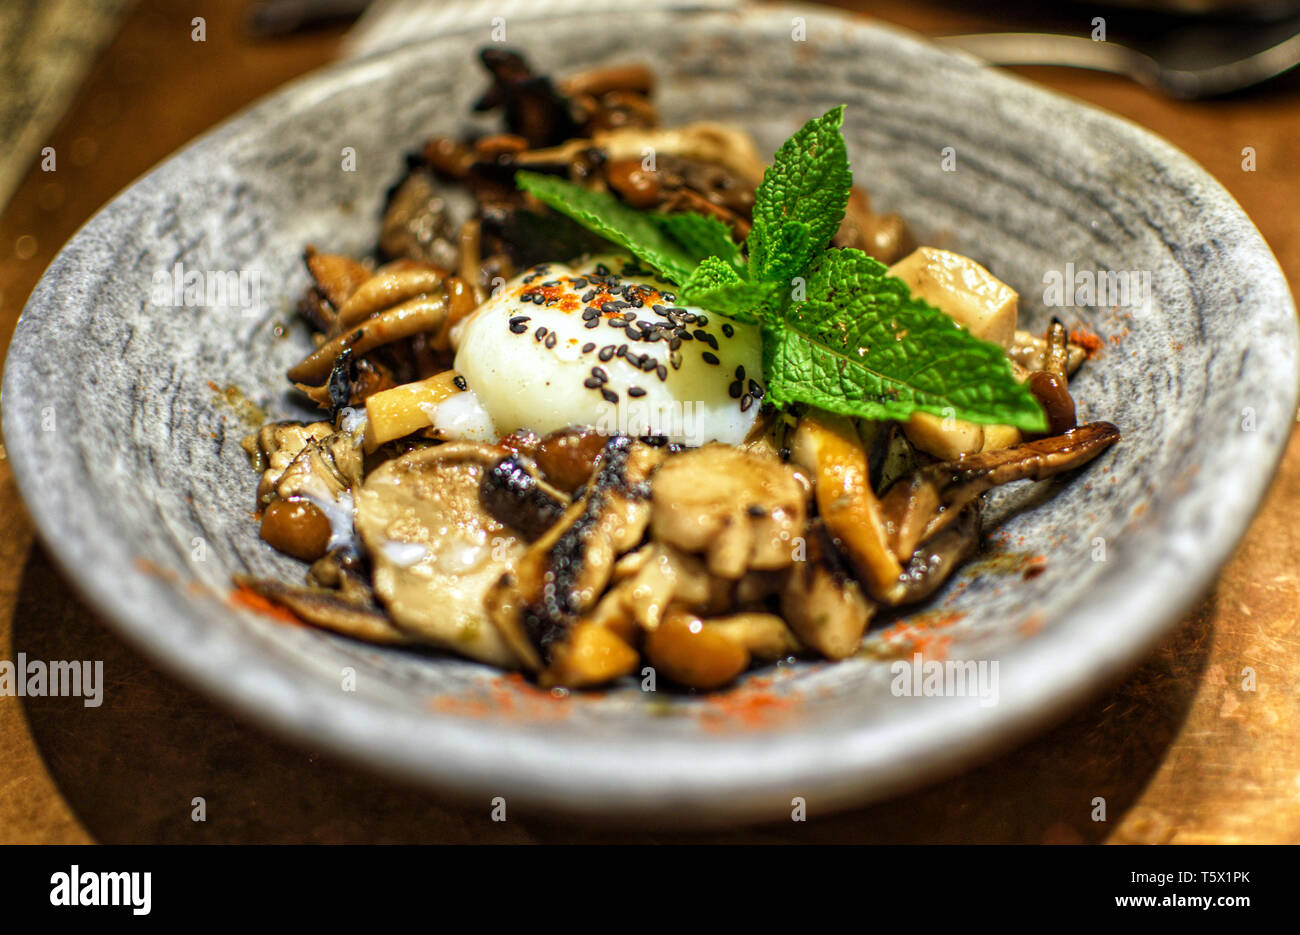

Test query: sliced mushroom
[334,263,448,332]
[286,292,450,385]
[305,247,370,310]
[582,542,733,637]
[353,442,524,667]
[479,453,570,540]
[791,412,905,604]
[380,169,466,269]
[485,436,664,674]
[880,421,1122,564]
[233,573,411,646]
[650,444,807,579]
[892,502,982,604]
[592,123,767,188]
[781,520,875,660]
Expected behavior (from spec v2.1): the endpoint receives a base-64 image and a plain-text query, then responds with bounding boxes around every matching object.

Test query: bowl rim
[4,3,1296,824]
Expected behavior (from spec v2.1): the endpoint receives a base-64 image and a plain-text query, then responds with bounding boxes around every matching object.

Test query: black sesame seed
[453,375,468,391]
[582,342,596,353]
[749,379,764,398]
[735,365,746,380]
[583,377,602,389]
[609,318,627,329]
[616,345,628,357]
[656,364,668,381]
[508,316,529,334]
[592,366,608,382]
[722,323,734,338]
[581,307,599,320]
[598,345,615,362]
[584,319,600,329]
[572,278,588,289]
[534,326,547,340]
[600,388,619,404]
[628,386,646,397]
[729,380,743,399]
[740,393,754,411]
[545,333,557,349]
[581,290,597,303]
[702,351,720,365]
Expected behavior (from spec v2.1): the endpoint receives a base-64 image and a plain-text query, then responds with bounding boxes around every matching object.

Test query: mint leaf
[681,272,785,326]
[651,212,743,273]
[680,255,742,294]
[748,220,814,284]
[515,171,696,283]
[763,248,1047,431]
[747,106,851,282]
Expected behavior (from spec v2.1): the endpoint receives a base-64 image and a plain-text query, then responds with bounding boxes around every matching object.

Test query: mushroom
[791,412,906,604]
[780,520,875,660]
[1023,318,1078,437]
[879,421,1122,565]
[1009,328,1088,376]
[484,436,665,676]
[643,608,799,690]
[242,420,334,505]
[581,542,735,636]
[832,185,915,264]
[479,452,570,540]
[473,48,582,148]
[891,502,982,605]
[649,444,808,580]
[233,573,411,646]
[286,292,450,385]
[304,247,371,310]
[353,442,525,667]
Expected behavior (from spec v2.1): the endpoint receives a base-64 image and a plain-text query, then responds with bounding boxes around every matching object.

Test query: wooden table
[1,0,1297,843]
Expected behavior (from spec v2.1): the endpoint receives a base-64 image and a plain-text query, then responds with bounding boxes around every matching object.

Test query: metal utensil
[938,13,1300,97]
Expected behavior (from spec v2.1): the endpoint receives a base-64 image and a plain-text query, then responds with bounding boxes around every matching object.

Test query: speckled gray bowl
[4,4,1296,824]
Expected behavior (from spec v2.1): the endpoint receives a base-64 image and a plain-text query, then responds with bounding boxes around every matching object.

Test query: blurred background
[0,0,1297,842]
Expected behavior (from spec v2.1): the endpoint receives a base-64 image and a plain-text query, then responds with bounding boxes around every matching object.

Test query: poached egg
[450,255,765,445]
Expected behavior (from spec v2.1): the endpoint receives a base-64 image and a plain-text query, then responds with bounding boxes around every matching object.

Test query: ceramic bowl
[4,4,1295,823]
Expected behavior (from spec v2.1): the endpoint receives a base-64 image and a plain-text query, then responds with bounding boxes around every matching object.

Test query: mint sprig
[512,108,1046,432]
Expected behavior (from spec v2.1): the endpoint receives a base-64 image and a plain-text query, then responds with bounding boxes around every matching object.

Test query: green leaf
[650,212,743,273]
[682,271,786,326]
[515,171,696,284]
[746,106,851,282]
[748,220,814,284]
[680,255,742,294]
[763,248,1047,431]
